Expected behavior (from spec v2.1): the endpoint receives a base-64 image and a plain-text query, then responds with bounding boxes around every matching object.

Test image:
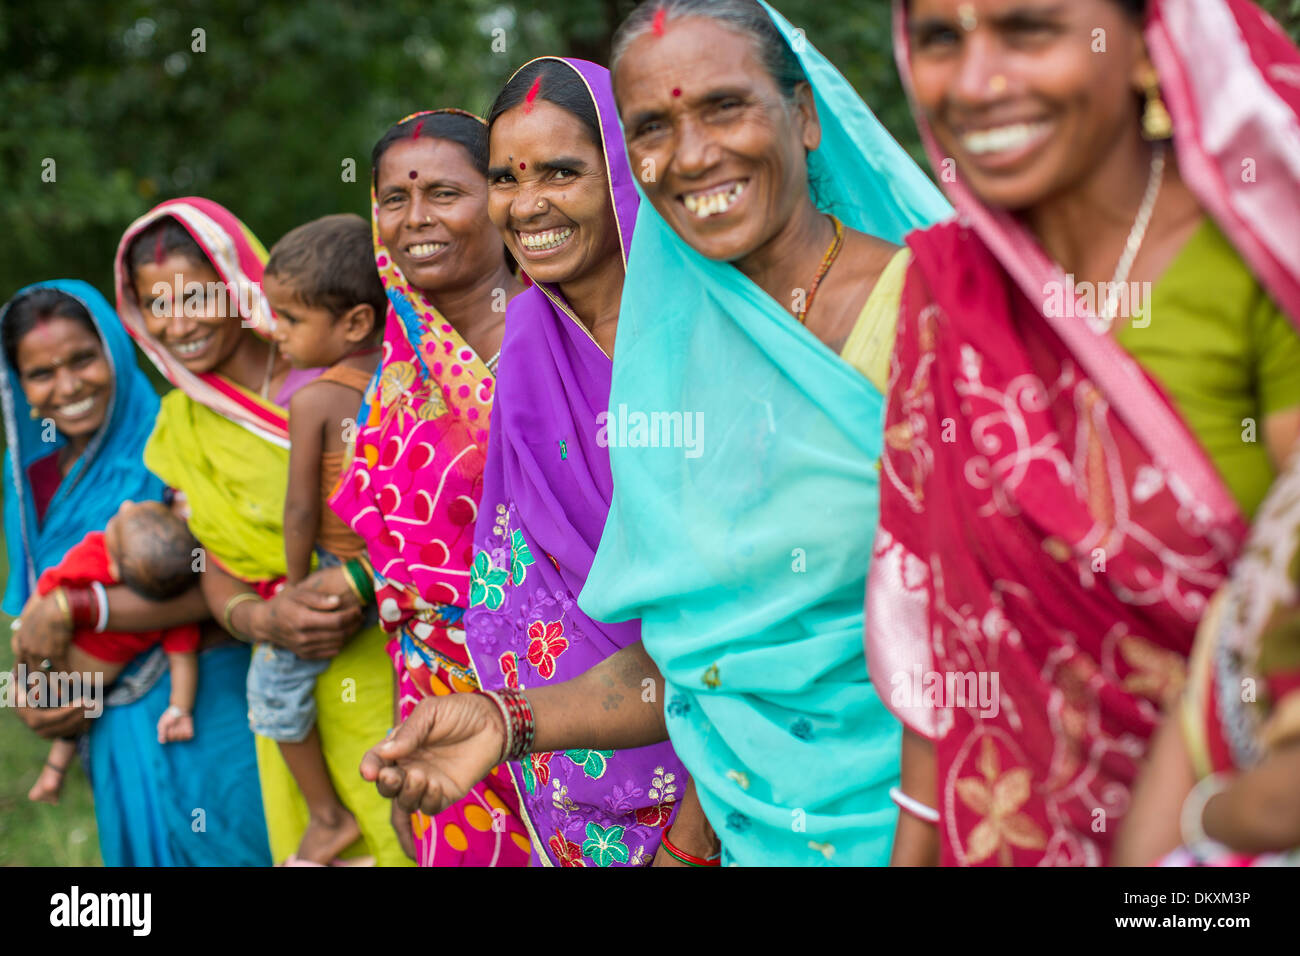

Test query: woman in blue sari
[363,0,948,866]
[5,279,270,866]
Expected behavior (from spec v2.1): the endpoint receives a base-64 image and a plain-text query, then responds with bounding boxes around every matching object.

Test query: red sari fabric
[870,222,1247,865]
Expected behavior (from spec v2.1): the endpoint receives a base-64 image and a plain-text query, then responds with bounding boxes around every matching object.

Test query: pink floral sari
[870,0,1300,865]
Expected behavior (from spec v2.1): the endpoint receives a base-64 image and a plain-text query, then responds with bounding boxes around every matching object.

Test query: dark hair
[487,58,601,145]
[611,0,807,103]
[371,111,489,183]
[116,502,202,601]
[265,213,387,333]
[2,287,100,369]
[126,217,209,278]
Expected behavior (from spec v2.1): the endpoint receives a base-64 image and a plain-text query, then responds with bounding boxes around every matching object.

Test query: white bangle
[90,581,109,633]
[890,786,939,824]
[1179,772,1231,847]
[164,705,190,719]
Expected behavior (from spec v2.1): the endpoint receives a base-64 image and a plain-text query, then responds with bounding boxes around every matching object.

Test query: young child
[27,499,202,804]
[257,213,384,865]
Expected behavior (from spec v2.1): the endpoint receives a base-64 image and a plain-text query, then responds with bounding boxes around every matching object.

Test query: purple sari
[464,57,686,867]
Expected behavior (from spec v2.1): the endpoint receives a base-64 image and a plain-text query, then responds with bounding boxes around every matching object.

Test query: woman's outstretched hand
[360,693,507,817]
[12,592,73,675]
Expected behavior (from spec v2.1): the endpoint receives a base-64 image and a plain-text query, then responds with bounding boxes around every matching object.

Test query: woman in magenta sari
[461,57,689,867]
[329,110,532,865]
[873,0,1300,866]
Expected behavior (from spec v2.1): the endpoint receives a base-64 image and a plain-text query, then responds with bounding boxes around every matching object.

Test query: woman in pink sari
[329,110,531,865]
[872,0,1300,865]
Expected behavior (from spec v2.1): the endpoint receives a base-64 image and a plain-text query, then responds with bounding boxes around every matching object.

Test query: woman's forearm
[528,640,668,752]
[890,726,940,866]
[199,562,259,640]
[103,583,210,631]
[1203,743,1300,853]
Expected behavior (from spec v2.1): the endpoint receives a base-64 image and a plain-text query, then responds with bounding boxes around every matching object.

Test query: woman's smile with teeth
[57,396,96,418]
[960,121,1051,156]
[174,333,214,357]
[407,241,448,259]
[682,181,747,218]
[518,227,574,251]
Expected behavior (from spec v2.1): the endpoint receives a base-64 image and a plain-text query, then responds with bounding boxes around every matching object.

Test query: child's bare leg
[279,726,360,863]
[28,648,120,804]
[29,738,77,804]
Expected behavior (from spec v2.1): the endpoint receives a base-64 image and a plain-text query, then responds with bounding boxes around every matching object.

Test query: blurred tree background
[2,0,1298,299]
[0,0,901,299]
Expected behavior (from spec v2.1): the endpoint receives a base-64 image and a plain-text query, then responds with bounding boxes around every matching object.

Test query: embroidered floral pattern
[525,619,569,679]
[565,748,614,779]
[581,822,630,867]
[955,737,1047,866]
[549,829,586,867]
[509,528,534,586]
[468,550,508,610]
[521,751,553,795]
[498,651,519,689]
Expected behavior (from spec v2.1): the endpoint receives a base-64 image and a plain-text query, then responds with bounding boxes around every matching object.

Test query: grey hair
[610,0,807,102]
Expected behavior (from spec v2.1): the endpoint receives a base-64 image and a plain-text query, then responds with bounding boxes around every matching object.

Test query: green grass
[0,546,102,866]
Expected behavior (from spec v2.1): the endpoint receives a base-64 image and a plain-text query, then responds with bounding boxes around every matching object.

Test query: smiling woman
[871,0,1300,866]
[573,0,949,866]
[330,110,533,867]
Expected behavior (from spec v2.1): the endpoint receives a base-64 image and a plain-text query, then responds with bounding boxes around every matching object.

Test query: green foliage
[0,0,903,300]
[3,0,1297,302]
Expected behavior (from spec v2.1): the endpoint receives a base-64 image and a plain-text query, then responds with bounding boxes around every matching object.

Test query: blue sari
[1,279,269,866]
[580,4,950,865]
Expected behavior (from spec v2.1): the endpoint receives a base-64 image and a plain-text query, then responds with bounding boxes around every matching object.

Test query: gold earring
[1139,66,1172,141]
[29,406,40,420]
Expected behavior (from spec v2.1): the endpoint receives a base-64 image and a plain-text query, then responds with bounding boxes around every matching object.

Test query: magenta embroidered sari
[869,0,1300,866]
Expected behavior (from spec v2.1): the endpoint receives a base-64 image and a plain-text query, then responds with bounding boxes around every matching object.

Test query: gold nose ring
[989,75,1007,94]
[537,200,545,209]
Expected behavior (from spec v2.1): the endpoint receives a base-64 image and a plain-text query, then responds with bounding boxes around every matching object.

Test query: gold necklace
[797,215,846,325]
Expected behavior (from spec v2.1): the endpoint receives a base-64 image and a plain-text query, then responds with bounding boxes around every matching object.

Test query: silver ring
[39,658,52,671]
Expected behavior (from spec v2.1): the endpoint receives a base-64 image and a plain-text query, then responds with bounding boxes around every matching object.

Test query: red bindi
[408,170,418,179]
[672,87,681,98]
[519,162,526,170]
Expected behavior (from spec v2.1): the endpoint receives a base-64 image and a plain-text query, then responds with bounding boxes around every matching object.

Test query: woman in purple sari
[461,57,691,867]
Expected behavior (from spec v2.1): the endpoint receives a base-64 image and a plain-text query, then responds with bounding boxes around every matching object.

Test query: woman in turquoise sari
[363,0,947,866]
[5,280,270,865]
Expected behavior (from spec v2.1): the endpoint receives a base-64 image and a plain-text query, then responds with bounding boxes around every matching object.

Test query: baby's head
[105,500,202,601]
[263,213,386,369]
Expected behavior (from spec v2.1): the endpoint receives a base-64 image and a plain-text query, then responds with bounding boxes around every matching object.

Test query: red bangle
[479,687,535,762]
[659,825,721,867]
[65,586,99,630]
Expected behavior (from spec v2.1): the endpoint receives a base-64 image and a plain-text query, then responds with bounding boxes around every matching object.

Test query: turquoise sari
[581,3,950,865]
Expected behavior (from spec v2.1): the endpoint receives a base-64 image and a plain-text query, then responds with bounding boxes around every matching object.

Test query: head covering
[580,2,950,866]
[330,109,497,623]
[1,279,164,613]
[862,0,1300,865]
[890,0,1300,524]
[114,198,295,583]
[114,197,289,446]
[464,57,687,867]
